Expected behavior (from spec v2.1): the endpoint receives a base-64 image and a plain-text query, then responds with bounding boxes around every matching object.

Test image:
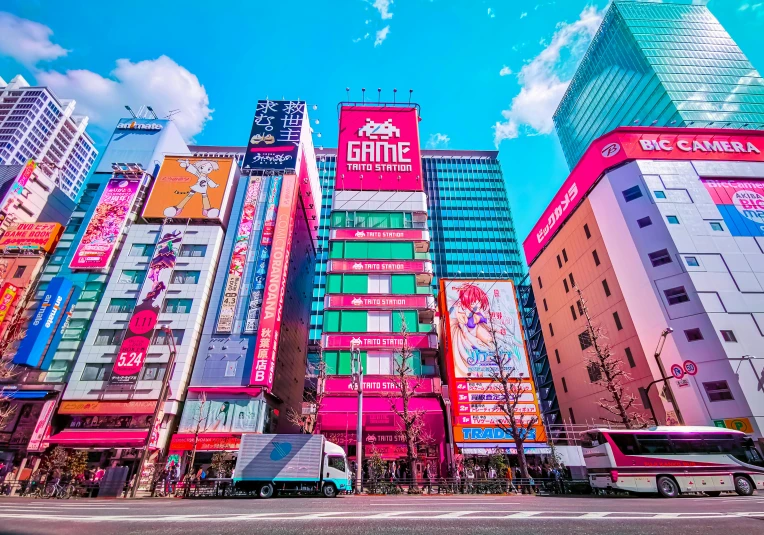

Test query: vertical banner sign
[249,174,299,389]
[336,106,423,191]
[39,287,80,371]
[13,277,73,367]
[0,283,18,323]
[11,159,36,195]
[26,399,57,452]
[70,178,141,269]
[110,230,183,385]
[242,100,305,172]
[244,176,282,334]
[217,177,263,333]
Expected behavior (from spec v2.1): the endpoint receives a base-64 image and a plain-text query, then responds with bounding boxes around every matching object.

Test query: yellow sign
[724,417,753,434]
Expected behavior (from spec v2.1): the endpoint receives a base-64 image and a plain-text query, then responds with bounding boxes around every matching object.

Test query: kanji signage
[243,100,306,172]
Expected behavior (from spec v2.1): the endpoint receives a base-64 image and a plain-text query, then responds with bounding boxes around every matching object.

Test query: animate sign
[116,121,163,131]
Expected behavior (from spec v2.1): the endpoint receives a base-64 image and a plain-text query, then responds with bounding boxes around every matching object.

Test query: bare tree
[0,352,18,427]
[386,314,429,493]
[575,286,647,429]
[286,350,327,434]
[186,392,211,478]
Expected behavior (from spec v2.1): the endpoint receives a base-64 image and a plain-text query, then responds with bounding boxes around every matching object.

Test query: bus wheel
[657,476,679,498]
[322,483,337,498]
[734,476,754,497]
[705,491,722,497]
[259,484,274,499]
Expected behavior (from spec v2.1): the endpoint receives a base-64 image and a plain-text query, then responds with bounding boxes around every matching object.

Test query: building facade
[526,127,764,446]
[554,0,764,168]
[0,75,98,200]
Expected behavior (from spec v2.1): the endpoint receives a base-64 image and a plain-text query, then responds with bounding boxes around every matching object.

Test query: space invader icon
[358,118,401,140]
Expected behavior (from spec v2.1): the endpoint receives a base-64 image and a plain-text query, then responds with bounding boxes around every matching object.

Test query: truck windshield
[328,456,346,473]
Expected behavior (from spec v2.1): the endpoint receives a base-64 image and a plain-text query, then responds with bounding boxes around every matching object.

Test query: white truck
[233,434,351,498]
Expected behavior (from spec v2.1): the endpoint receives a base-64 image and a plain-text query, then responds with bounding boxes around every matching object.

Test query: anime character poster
[444,280,529,379]
[142,157,235,222]
[110,229,184,385]
[70,179,141,270]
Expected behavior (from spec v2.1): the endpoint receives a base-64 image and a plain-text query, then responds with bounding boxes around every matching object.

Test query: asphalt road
[0,493,762,535]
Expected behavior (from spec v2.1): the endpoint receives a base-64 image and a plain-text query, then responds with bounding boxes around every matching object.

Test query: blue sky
[0,0,760,248]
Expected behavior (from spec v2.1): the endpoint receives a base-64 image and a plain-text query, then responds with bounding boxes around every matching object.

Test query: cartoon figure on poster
[163,159,220,218]
[447,283,528,379]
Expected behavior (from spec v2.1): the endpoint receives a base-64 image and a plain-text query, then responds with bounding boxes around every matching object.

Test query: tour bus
[581,426,764,497]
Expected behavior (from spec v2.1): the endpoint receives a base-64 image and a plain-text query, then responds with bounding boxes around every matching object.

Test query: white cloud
[520,12,528,19]
[488,8,496,18]
[353,37,362,43]
[426,133,451,149]
[37,56,212,141]
[493,6,604,146]
[499,66,513,76]
[374,26,390,47]
[0,12,68,67]
[373,0,393,20]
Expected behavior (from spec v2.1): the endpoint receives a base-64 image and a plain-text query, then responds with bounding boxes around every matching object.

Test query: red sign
[323,376,436,394]
[325,294,432,309]
[329,259,431,273]
[683,360,698,376]
[0,283,18,324]
[250,174,299,389]
[336,106,423,192]
[169,434,241,451]
[331,229,427,241]
[322,333,437,350]
[524,127,764,265]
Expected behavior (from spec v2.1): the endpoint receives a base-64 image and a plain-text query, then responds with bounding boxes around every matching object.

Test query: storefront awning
[47,429,148,447]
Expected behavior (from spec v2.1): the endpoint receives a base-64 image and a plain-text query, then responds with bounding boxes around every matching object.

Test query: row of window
[128,243,207,258]
[94,326,186,347]
[81,362,166,382]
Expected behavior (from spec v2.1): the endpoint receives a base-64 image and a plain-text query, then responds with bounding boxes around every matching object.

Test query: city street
[0,494,762,535]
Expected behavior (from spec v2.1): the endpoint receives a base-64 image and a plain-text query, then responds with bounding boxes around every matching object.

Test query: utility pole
[350,340,363,494]
[131,326,177,497]
[653,328,684,425]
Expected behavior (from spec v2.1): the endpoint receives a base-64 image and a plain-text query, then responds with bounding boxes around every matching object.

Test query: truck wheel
[322,483,337,498]
[259,484,274,499]
[657,476,679,498]
[734,475,754,496]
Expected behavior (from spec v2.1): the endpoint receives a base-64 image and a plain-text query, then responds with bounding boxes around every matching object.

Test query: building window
[602,279,612,297]
[570,305,577,320]
[171,270,200,284]
[141,364,167,381]
[557,255,562,268]
[537,276,542,289]
[152,329,185,346]
[561,377,568,393]
[119,270,147,284]
[703,380,734,402]
[129,244,155,257]
[179,244,207,257]
[684,328,704,342]
[654,190,667,199]
[106,298,135,314]
[569,273,575,288]
[579,331,592,350]
[637,216,652,228]
[94,329,124,346]
[549,323,554,337]
[368,274,391,293]
[163,299,193,313]
[648,249,672,267]
[563,279,569,293]
[81,364,111,381]
[625,347,636,368]
[12,265,26,278]
[638,387,652,410]
[710,222,724,231]
[577,300,584,317]
[592,250,600,266]
[622,185,643,202]
[555,349,560,364]
[543,298,548,312]
[720,330,737,343]
[587,362,602,382]
[613,311,623,331]
[365,352,394,375]
[666,215,680,225]
[685,256,699,267]
[584,224,591,239]
[562,249,568,263]
[664,286,689,305]
[568,407,576,424]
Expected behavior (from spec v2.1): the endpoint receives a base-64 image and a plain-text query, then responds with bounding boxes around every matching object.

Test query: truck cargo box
[234,434,324,481]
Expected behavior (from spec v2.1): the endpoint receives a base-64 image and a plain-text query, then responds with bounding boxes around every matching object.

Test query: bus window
[703,434,737,454]
[636,434,672,455]
[580,432,606,449]
[669,435,706,455]
[610,433,640,455]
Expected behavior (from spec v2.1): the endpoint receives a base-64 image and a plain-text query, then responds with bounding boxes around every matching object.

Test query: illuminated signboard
[243,100,306,172]
[0,223,63,252]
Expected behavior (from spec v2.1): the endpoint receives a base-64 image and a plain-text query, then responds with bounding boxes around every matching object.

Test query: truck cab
[322,441,352,497]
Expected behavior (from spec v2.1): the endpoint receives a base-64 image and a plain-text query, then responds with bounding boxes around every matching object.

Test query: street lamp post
[350,342,363,494]
[652,327,685,425]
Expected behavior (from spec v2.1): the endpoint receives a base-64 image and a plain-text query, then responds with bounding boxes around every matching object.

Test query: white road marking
[370,501,520,505]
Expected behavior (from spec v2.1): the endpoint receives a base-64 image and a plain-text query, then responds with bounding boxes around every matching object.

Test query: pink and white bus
[581,426,764,498]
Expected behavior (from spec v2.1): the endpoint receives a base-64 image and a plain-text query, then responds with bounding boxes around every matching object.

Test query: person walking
[465,466,475,494]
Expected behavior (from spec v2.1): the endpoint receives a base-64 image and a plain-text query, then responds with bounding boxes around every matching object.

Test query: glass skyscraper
[555,0,764,168]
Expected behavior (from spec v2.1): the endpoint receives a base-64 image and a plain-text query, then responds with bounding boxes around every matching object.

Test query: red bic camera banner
[110,229,184,385]
[703,179,764,236]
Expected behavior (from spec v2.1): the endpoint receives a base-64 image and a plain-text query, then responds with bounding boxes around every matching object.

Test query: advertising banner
[169,434,241,451]
[249,175,299,389]
[177,398,262,434]
[323,377,436,394]
[325,295,432,309]
[322,333,437,350]
[217,177,263,333]
[329,259,432,273]
[336,106,423,191]
[39,287,80,371]
[26,399,57,452]
[330,229,427,241]
[110,229,183,385]
[70,179,141,270]
[96,119,169,174]
[0,223,63,252]
[58,400,157,415]
[13,276,73,367]
[702,179,764,236]
[243,100,306,172]
[142,157,235,222]
[0,283,18,324]
[12,159,36,195]
[260,176,282,245]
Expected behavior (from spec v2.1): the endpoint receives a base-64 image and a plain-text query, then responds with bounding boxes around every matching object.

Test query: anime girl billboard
[444,280,529,379]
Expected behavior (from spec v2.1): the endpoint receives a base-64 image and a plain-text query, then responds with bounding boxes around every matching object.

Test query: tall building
[526,126,764,445]
[554,0,764,168]
[0,75,98,200]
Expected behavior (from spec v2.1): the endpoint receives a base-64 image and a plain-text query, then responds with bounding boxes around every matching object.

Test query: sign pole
[351,342,363,494]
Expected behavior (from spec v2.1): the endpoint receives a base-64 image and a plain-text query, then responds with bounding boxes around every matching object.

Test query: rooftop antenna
[408,89,413,104]
[146,106,158,120]
[124,105,137,118]
[165,109,181,120]
[362,88,366,104]
[377,88,381,103]
[393,89,397,104]
[346,87,350,100]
